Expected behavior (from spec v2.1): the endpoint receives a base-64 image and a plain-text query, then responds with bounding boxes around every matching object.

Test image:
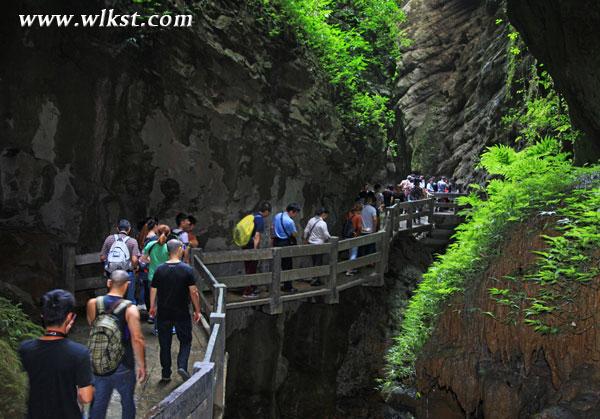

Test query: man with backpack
[150,239,201,382]
[303,208,331,286]
[233,201,272,299]
[100,219,140,304]
[87,270,146,419]
[272,203,301,293]
[19,289,94,419]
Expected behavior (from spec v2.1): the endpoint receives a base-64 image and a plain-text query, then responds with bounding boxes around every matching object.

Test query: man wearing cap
[272,203,301,293]
[303,208,331,286]
[100,219,141,304]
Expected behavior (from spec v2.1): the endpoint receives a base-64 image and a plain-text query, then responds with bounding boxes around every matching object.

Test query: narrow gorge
[1,1,599,418]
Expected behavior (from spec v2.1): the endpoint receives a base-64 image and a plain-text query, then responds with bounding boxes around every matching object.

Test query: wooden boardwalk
[62,193,466,419]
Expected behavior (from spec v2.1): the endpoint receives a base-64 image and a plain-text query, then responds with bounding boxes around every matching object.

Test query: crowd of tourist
[17,175,459,419]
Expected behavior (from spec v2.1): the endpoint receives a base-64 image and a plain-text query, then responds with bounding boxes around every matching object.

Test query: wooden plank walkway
[61,193,467,419]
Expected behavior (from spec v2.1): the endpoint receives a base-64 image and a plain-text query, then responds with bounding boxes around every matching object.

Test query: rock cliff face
[507,0,600,164]
[0,0,393,299]
[397,0,517,181]
[225,238,432,418]
[413,217,600,418]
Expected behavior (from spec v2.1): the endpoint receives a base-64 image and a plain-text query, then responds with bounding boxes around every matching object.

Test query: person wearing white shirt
[303,208,331,286]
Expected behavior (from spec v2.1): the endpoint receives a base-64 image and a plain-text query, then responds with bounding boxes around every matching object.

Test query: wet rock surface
[224,238,432,419]
[507,0,600,164]
[0,0,394,300]
[413,217,600,418]
[396,0,516,182]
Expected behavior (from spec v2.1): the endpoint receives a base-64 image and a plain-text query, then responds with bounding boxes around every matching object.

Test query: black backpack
[342,218,355,238]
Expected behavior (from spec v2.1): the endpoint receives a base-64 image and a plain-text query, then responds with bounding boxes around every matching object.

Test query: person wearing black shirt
[19,289,94,419]
[150,239,201,382]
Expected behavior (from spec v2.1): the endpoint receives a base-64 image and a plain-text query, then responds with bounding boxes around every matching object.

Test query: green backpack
[233,214,255,247]
[88,297,130,375]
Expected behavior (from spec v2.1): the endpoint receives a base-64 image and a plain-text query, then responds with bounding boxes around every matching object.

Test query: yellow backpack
[233,214,255,247]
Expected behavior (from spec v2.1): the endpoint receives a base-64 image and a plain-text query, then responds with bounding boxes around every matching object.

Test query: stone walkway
[70,313,207,418]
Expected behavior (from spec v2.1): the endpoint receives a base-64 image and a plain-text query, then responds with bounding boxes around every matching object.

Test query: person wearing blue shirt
[242,201,272,299]
[272,203,301,293]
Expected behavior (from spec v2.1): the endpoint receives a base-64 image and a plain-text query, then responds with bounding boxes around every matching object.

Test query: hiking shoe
[160,375,171,383]
[147,316,155,324]
[177,368,190,381]
[242,291,260,299]
[346,270,355,277]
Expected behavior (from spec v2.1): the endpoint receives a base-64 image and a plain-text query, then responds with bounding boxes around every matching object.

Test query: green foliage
[0,297,42,416]
[503,66,581,146]
[256,0,408,148]
[502,27,581,146]
[385,137,582,384]
[492,187,600,334]
[505,27,523,95]
[0,340,27,417]
[0,297,43,351]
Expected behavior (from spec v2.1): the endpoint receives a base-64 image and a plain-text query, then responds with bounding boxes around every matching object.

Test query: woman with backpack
[343,202,363,276]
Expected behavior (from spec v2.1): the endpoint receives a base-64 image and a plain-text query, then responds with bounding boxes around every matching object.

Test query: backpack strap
[279,212,291,239]
[305,217,321,240]
[112,300,132,316]
[96,296,105,315]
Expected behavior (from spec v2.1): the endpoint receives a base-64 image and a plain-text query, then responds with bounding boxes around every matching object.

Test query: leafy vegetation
[0,297,43,416]
[501,27,581,146]
[386,138,587,383]
[254,0,409,149]
[385,18,596,386]
[490,186,600,334]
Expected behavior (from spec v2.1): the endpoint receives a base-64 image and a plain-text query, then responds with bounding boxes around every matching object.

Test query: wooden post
[390,207,397,239]
[268,248,282,314]
[406,203,414,231]
[209,312,226,417]
[428,198,435,227]
[62,244,76,294]
[325,237,339,304]
[383,221,393,274]
[374,233,386,286]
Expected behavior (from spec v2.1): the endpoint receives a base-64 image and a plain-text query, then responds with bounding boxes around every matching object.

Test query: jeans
[358,233,376,257]
[274,238,294,290]
[89,364,136,419]
[137,270,149,307]
[126,271,136,304]
[349,247,358,261]
[157,316,192,378]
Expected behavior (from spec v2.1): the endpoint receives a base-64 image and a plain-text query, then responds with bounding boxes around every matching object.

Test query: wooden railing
[63,193,467,419]
[147,253,227,419]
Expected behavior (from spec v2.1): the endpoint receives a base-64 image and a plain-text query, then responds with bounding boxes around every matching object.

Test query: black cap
[118,219,131,232]
[286,203,301,212]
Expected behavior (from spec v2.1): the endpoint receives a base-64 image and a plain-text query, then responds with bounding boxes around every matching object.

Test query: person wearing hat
[100,219,141,304]
[272,203,301,293]
[303,208,331,286]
